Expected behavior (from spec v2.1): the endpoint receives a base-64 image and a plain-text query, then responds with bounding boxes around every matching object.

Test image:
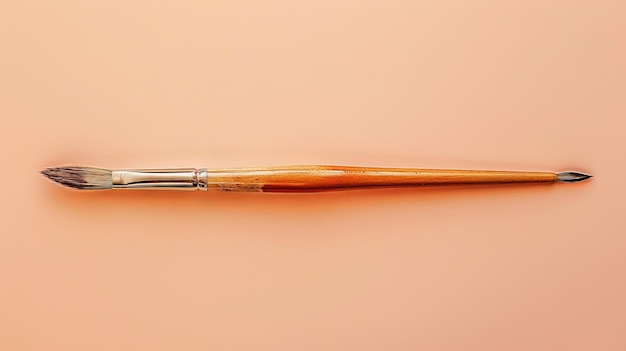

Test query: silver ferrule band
[112,168,209,190]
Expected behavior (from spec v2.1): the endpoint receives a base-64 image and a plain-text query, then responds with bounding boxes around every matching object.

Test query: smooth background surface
[1,1,624,350]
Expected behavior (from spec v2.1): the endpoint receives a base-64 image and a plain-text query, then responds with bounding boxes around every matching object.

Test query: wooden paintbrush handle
[203,166,557,192]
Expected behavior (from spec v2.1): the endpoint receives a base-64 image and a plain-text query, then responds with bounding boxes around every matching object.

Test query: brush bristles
[41,167,112,190]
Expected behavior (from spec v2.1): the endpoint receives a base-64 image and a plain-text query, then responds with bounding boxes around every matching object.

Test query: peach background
[1,1,625,350]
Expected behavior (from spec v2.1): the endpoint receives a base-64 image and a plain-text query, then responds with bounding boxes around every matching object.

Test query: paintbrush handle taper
[200,166,556,192]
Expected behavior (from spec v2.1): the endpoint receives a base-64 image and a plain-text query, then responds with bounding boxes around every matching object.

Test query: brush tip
[41,167,61,180]
[556,171,593,183]
[41,166,112,190]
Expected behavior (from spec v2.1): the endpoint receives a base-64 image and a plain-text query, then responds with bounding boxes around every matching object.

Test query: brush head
[41,166,112,190]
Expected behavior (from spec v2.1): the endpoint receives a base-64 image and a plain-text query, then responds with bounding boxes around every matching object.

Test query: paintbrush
[41,165,592,192]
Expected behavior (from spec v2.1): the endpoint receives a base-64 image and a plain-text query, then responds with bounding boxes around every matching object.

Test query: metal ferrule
[112,168,208,190]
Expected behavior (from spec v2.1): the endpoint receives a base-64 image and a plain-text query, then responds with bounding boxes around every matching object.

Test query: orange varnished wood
[204,166,557,192]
